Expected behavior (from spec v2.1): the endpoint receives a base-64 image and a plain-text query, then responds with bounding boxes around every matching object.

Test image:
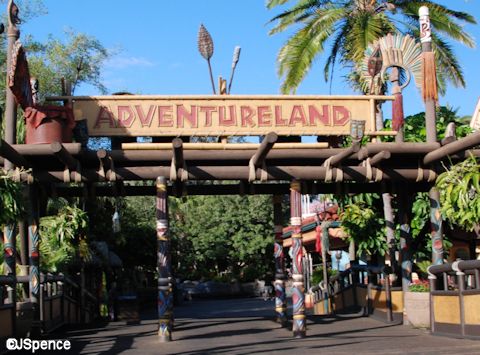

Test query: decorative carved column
[4,0,20,170]
[3,224,16,334]
[419,6,444,265]
[156,176,173,342]
[430,189,444,265]
[28,184,41,336]
[273,195,287,326]
[290,180,306,338]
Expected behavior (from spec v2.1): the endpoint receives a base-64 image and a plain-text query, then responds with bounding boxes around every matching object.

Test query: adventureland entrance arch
[3,1,480,345]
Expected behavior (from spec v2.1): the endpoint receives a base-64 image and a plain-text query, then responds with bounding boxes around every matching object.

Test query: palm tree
[267,0,476,94]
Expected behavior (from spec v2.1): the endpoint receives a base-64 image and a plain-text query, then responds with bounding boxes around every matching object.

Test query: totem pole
[156,177,173,341]
[290,181,306,338]
[419,6,444,265]
[28,185,41,336]
[273,195,287,326]
[4,1,20,167]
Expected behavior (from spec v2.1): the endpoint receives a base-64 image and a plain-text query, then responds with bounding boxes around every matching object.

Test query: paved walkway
[53,298,480,354]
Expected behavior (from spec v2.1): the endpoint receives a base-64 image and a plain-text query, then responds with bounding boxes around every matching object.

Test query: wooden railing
[310,265,403,323]
[0,272,98,339]
[428,259,480,338]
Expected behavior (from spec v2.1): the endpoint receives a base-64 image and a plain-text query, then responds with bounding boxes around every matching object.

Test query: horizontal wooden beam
[50,181,432,197]
[122,142,330,150]
[32,165,439,182]
[0,139,31,169]
[423,130,480,165]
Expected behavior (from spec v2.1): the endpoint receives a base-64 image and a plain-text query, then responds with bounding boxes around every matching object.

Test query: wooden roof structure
[1,130,479,197]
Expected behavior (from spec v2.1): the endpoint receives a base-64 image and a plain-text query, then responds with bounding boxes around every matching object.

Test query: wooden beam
[423,130,480,165]
[172,138,184,169]
[250,132,278,168]
[365,142,440,155]
[12,143,82,156]
[51,142,80,172]
[369,150,391,167]
[329,142,361,167]
[122,142,329,150]
[0,139,31,169]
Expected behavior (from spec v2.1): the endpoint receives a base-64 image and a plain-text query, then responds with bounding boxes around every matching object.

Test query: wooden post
[419,6,444,265]
[156,176,172,342]
[273,195,287,326]
[28,184,41,336]
[430,188,444,265]
[398,190,413,324]
[4,0,20,170]
[3,224,17,335]
[419,6,437,144]
[290,180,306,338]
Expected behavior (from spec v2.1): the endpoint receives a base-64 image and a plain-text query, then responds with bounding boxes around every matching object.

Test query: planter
[404,291,430,328]
[26,117,65,144]
[24,105,75,144]
[16,301,34,337]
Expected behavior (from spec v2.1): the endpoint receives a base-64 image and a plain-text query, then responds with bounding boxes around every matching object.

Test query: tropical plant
[267,0,476,93]
[39,204,91,272]
[408,279,429,292]
[436,154,480,232]
[0,169,24,226]
[340,194,387,257]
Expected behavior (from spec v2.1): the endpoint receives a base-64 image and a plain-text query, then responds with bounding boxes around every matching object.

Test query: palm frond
[276,7,345,93]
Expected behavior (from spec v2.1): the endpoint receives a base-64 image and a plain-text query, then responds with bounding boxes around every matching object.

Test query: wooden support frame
[249,132,277,181]
[329,142,361,167]
[423,130,480,165]
[0,138,31,169]
[51,142,82,183]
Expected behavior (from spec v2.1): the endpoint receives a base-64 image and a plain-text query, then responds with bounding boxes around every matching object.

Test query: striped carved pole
[419,6,444,265]
[273,195,287,326]
[156,176,173,342]
[28,185,41,336]
[3,224,16,334]
[290,180,306,338]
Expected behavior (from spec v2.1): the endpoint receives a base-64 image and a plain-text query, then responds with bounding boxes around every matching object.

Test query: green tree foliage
[170,195,275,280]
[39,203,90,272]
[340,193,387,256]
[436,155,480,232]
[267,0,476,93]
[0,169,24,226]
[25,30,111,98]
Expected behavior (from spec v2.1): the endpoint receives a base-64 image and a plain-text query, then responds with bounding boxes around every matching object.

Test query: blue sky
[20,0,480,118]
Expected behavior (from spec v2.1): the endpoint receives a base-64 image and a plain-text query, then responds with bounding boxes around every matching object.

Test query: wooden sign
[70,95,392,137]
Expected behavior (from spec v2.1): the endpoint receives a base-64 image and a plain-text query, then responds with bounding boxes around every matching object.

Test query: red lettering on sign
[177,105,198,128]
[158,105,173,127]
[219,106,236,126]
[135,105,156,127]
[332,106,350,126]
[309,105,329,126]
[257,106,271,126]
[274,106,287,126]
[94,106,116,128]
[199,106,216,127]
[289,105,307,126]
[117,106,135,128]
[240,106,255,127]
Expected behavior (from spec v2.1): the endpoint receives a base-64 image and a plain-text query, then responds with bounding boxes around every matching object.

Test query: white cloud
[106,56,155,69]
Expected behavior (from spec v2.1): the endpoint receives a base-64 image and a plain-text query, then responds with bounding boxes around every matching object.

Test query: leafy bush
[436,155,480,231]
[0,169,24,226]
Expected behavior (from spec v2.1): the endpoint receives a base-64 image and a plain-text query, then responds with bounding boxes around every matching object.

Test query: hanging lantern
[112,210,121,233]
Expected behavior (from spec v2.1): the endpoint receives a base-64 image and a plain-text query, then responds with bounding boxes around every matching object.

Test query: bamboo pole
[122,142,329,150]
[290,180,306,338]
